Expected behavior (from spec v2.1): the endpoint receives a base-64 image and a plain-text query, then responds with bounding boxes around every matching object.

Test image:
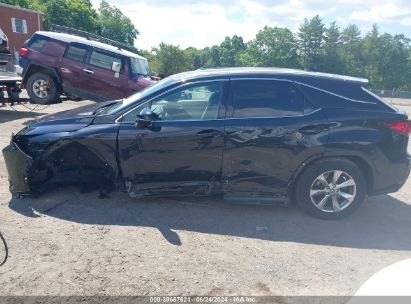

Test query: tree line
[146,16,411,91]
[2,0,410,90]
[1,0,138,45]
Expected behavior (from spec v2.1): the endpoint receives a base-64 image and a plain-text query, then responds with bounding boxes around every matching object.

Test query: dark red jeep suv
[19,27,156,104]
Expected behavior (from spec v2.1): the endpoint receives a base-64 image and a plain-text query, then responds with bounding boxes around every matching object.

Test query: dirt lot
[0,99,410,296]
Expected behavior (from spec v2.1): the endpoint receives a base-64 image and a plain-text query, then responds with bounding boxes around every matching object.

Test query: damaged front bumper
[2,141,32,194]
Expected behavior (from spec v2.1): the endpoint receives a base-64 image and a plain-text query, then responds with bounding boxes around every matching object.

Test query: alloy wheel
[309,170,357,213]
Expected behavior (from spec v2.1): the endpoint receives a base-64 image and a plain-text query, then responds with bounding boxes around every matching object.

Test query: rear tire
[26,72,60,105]
[295,158,366,219]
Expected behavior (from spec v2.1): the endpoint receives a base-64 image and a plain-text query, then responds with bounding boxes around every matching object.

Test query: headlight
[16,126,30,136]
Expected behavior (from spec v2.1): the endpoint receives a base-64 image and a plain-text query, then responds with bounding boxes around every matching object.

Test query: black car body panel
[321,107,410,194]
[118,80,230,197]
[222,109,330,202]
[6,101,122,193]
[119,119,225,197]
[3,68,410,206]
[9,122,120,194]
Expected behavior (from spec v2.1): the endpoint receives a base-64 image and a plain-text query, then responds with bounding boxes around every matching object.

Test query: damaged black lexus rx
[3,68,411,219]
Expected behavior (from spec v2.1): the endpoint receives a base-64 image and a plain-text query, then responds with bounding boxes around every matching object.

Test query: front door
[117,80,228,196]
[223,79,328,203]
[80,48,128,100]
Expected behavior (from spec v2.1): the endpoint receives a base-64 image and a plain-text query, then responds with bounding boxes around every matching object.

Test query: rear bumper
[2,142,32,194]
[371,156,411,195]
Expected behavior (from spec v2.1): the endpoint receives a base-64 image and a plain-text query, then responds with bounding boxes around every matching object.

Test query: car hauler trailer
[0,71,23,106]
[0,27,23,106]
[0,27,39,107]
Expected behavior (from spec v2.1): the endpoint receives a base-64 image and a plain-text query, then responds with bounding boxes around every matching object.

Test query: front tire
[295,158,366,219]
[26,72,60,105]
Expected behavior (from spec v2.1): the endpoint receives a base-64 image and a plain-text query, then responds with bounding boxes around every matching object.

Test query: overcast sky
[91,0,411,50]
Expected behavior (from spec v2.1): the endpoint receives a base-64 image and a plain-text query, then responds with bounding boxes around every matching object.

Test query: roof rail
[51,24,137,52]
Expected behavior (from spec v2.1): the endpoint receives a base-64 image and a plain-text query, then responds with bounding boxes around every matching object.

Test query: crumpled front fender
[2,142,33,194]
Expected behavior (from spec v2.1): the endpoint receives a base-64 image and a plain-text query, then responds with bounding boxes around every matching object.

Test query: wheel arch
[288,153,374,202]
[23,63,62,89]
[30,138,117,191]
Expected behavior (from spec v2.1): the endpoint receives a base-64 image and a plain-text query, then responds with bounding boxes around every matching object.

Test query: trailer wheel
[27,72,60,104]
[6,86,20,106]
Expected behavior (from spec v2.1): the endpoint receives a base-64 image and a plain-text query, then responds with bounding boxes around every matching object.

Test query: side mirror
[135,108,156,128]
[111,62,121,73]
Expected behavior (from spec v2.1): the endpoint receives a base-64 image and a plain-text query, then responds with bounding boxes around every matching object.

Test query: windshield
[130,57,150,76]
[104,76,178,115]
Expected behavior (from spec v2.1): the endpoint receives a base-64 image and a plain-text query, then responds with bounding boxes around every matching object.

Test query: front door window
[122,81,223,123]
[150,81,223,121]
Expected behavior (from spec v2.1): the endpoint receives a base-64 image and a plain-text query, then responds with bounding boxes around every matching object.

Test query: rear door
[223,78,329,203]
[60,43,89,94]
[80,48,128,100]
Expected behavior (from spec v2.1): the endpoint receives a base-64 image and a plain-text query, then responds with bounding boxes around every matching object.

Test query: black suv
[3,68,410,219]
[18,26,156,104]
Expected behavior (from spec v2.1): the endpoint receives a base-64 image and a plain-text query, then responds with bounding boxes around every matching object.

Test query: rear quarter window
[40,39,67,57]
[27,35,48,50]
[297,83,395,112]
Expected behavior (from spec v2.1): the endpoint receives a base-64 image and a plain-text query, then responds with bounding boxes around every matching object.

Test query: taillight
[384,120,411,135]
[19,47,29,56]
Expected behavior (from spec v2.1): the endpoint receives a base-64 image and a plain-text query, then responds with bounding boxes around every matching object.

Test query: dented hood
[22,100,119,135]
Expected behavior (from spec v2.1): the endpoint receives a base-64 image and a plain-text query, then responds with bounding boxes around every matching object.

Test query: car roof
[35,31,147,60]
[170,67,369,85]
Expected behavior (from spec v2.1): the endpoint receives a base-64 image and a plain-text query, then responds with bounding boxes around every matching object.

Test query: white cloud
[350,3,411,22]
[401,17,411,26]
[90,0,411,49]
[102,1,276,49]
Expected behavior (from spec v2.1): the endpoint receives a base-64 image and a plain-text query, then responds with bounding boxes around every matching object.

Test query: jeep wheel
[27,72,60,104]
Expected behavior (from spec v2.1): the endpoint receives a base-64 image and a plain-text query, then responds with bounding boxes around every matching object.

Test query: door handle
[298,124,326,135]
[83,68,94,74]
[197,129,220,135]
[196,129,221,138]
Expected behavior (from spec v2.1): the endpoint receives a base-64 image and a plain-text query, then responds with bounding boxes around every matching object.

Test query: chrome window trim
[115,78,229,123]
[223,108,322,120]
[294,81,376,105]
[230,77,375,104]
[116,76,375,124]
[229,77,292,82]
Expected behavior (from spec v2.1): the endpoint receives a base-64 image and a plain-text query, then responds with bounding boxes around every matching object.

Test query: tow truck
[0,27,27,106]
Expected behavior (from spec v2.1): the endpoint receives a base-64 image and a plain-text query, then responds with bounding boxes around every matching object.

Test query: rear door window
[232,79,305,118]
[64,44,88,63]
[89,49,123,72]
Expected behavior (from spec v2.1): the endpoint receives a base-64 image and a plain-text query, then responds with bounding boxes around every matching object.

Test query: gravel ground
[0,99,410,296]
